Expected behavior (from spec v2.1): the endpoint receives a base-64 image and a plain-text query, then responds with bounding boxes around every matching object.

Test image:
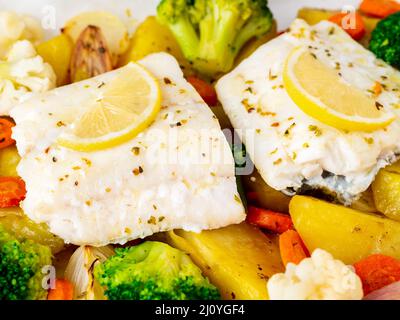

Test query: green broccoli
[370,12,400,69]
[94,241,220,300]
[157,0,273,77]
[0,225,52,300]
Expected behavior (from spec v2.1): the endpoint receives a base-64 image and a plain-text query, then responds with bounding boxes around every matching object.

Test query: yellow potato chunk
[164,223,284,300]
[119,16,192,75]
[0,146,20,177]
[372,167,400,221]
[387,161,400,174]
[290,195,400,264]
[37,34,73,86]
[297,8,336,25]
[0,208,64,254]
[350,188,377,214]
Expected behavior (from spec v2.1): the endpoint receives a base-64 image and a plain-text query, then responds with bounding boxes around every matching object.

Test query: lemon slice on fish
[283,47,395,132]
[58,63,161,152]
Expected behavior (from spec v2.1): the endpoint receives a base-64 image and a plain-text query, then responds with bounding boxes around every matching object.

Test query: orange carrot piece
[0,118,15,150]
[279,230,309,267]
[329,12,366,40]
[47,279,74,300]
[354,254,400,295]
[0,177,26,208]
[187,76,218,106]
[247,206,293,234]
[359,0,400,18]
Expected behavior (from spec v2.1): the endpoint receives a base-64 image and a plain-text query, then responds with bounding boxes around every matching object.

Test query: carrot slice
[329,12,366,40]
[0,177,26,208]
[359,0,400,18]
[47,279,74,300]
[354,254,400,295]
[187,76,218,106]
[247,206,293,234]
[279,230,309,267]
[0,118,15,150]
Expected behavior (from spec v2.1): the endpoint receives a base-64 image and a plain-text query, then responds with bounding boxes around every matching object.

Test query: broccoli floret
[94,241,220,300]
[370,12,400,69]
[0,225,52,300]
[157,0,273,77]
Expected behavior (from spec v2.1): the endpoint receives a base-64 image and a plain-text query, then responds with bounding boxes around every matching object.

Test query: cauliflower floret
[267,249,363,300]
[0,11,43,57]
[0,40,56,115]
[0,11,54,115]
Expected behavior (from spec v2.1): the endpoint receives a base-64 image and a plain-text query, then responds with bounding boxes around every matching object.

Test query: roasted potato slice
[372,165,400,221]
[297,8,336,25]
[350,188,377,213]
[36,34,73,86]
[119,16,193,76]
[290,195,400,264]
[0,146,20,177]
[164,223,284,300]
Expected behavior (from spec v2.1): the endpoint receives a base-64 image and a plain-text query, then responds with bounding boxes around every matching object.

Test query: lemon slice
[283,47,395,132]
[58,63,161,152]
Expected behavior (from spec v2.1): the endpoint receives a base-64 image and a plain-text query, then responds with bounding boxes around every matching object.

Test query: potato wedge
[36,34,73,86]
[0,145,20,177]
[350,188,377,213]
[372,167,400,221]
[297,8,336,26]
[119,16,193,76]
[0,207,64,254]
[290,195,400,264]
[242,170,291,213]
[63,11,129,66]
[164,223,284,300]
[382,160,400,174]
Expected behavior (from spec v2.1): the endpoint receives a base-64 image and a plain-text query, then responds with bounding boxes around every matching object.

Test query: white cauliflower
[0,40,56,115]
[267,249,363,300]
[0,12,55,115]
[0,11,43,57]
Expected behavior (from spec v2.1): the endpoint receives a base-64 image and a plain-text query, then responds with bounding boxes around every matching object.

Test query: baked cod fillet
[216,19,400,204]
[11,53,245,246]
